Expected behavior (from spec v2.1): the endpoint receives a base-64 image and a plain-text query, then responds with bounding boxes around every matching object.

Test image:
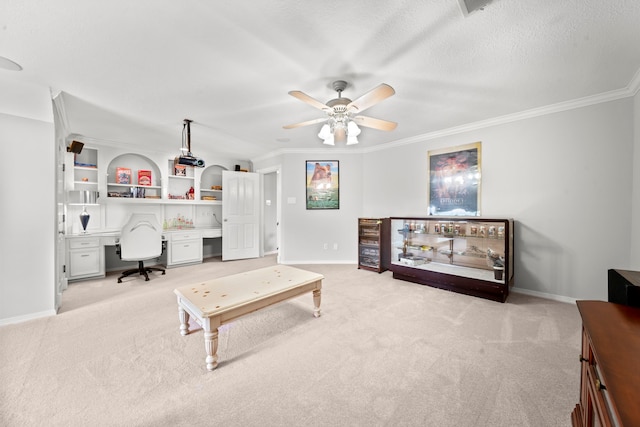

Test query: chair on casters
[117,213,166,283]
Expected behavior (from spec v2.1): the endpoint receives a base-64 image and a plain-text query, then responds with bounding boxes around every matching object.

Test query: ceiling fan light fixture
[346,121,360,145]
[318,124,335,145]
[318,123,331,139]
[285,80,396,147]
[347,121,361,136]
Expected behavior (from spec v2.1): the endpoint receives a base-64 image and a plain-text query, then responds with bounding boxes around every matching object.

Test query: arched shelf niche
[106,153,162,199]
[200,164,228,202]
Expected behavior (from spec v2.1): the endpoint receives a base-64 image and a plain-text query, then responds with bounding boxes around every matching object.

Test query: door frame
[257,165,281,263]
[52,92,69,311]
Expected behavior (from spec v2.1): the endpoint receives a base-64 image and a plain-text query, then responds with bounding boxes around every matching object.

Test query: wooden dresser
[572,301,640,426]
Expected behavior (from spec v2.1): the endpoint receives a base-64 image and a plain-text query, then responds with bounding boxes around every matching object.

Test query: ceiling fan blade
[352,115,397,131]
[283,117,328,129]
[288,91,331,112]
[347,83,395,113]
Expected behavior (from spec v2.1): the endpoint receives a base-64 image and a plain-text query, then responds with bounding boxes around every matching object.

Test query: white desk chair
[117,213,166,283]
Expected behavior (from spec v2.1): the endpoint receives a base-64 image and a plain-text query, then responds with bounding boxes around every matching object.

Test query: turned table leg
[178,304,190,336]
[313,288,322,318]
[203,318,220,371]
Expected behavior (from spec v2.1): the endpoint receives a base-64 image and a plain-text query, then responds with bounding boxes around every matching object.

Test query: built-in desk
[65,227,222,281]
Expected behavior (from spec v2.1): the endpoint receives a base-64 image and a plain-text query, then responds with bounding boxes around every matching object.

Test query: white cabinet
[200,165,224,202]
[65,147,99,193]
[106,153,161,199]
[66,237,105,280]
[167,231,203,267]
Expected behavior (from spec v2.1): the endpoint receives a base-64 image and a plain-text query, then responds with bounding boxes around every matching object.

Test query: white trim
[510,286,577,304]
[256,165,282,263]
[629,66,640,95]
[0,309,57,327]
[252,81,639,163]
[281,260,357,265]
[364,87,632,153]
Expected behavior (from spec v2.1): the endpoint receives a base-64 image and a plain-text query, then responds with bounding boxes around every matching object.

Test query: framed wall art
[427,142,481,216]
[306,160,339,209]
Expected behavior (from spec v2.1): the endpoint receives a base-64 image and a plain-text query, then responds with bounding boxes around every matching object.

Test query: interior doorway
[259,166,281,263]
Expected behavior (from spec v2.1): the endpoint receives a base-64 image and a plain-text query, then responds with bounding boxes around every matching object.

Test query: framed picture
[137,169,152,186]
[306,160,339,209]
[116,167,132,184]
[427,142,481,216]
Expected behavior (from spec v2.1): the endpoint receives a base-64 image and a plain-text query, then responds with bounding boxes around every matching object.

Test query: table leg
[203,318,220,371]
[204,329,219,371]
[313,288,321,318]
[178,304,190,336]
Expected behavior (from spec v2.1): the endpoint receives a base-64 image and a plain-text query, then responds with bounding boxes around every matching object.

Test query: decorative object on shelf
[284,80,397,146]
[74,190,99,233]
[427,142,481,216]
[132,187,145,198]
[187,186,194,200]
[306,160,339,209]
[138,169,152,186]
[174,119,205,168]
[486,248,504,267]
[79,207,90,232]
[174,164,186,176]
[116,167,132,184]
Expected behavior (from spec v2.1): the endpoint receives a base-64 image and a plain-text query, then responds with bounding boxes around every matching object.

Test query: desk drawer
[68,238,100,249]
[170,231,202,242]
[68,247,101,278]
[169,239,203,265]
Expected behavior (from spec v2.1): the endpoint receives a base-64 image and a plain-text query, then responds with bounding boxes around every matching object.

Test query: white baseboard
[0,309,57,327]
[281,259,357,265]
[511,286,577,304]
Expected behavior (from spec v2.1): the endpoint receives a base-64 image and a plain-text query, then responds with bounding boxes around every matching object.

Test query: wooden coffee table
[174,265,323,371]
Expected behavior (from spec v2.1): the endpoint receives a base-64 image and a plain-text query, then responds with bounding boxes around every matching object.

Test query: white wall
[631,89,640,268]
[269,152,363,264]
[362,99,634,300]
[255,98,636,301]
[0,112,55,322]
[1,80,637,323]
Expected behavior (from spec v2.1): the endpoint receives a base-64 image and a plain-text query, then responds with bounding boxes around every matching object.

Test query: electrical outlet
[323,243,328,250]
[333,243,338,250]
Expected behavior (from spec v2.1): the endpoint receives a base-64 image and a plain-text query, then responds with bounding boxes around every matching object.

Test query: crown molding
[629,67,640,95]
[253,75,640,162]
[363,85,636,154]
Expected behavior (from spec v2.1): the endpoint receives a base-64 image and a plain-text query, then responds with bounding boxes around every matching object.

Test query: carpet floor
[0,256,581,426]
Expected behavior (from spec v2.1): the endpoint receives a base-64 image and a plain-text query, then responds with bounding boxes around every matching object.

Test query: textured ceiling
[2,0,640,160]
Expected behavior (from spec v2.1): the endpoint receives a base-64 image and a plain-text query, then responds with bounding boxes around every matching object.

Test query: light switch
[287,197,296,204]
[265,200,271,206]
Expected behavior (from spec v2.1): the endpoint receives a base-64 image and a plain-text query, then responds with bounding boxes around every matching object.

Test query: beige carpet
[0,256,582,426]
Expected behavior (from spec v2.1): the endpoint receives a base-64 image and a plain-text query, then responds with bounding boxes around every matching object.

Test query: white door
[222,171,260,261]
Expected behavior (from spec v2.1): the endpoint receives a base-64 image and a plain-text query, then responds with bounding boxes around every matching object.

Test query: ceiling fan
[283,80,397,145]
